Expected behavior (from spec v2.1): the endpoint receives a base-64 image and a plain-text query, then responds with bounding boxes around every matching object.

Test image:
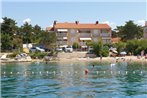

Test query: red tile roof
[54,22,111,29]
[46,27,54,31]
[111,37,121,43]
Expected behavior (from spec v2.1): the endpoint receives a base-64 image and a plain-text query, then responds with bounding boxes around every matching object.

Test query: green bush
[101,46,109,57]
[114,41,126,54]
[89,40,109,57]
[126,39,147,55]
[7,52,19,58]
[29,52,48,59]
[72,42,79,49]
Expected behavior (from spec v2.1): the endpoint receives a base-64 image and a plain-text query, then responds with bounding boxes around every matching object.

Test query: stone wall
[57,52,96,58]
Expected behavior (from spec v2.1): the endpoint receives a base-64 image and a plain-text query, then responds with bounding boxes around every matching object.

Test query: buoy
[24,72,27,74]
[141,71,142,74]
[10,72,12,74]
[39,71,42,74]
[126,71,128,74]
[118,71,121,74]
[111,71,112,74]
[32,72,34,74]
[110,63,115,67]
[84,69,89,75]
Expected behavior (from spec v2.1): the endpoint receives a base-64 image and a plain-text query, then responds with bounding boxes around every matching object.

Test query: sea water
[1,62,147,98]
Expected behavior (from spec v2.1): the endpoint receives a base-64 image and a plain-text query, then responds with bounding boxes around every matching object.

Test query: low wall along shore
[57,52,96,58]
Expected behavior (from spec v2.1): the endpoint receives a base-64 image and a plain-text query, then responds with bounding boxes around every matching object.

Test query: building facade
[144,21,147,39]
[46,21,111,48]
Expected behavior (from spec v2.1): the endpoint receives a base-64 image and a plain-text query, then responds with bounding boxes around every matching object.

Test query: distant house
[144,21,147,39]
[111,37,121,44]
[46,21,111,49]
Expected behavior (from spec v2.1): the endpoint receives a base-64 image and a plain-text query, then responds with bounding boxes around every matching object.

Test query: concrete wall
[57,52,96,58]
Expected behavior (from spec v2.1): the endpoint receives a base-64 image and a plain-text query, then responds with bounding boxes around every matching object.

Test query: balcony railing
[100,33,111,37]
[79,42,87,46]
[57,33,67,37]
[80,33,91,37]
[102,39,111,44]
[57,41,67,45]
[92,33,100,37]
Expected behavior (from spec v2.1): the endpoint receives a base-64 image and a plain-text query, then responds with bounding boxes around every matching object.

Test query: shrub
[101,46,109,57]
[126,39,147,55]
[114,41,126,54]
[89,40,109,57]
[72,42,79,49]
[7,52,19,58]
[29,52,48,59]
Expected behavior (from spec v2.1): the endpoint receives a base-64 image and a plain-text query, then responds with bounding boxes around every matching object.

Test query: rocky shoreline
[1,56,147,64]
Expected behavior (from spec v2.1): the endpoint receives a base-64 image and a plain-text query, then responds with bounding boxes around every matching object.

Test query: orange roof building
[46,21,112,48]
[111,37,121,43]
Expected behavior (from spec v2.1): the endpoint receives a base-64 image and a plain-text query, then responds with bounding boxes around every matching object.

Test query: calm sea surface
[1,61,147,98]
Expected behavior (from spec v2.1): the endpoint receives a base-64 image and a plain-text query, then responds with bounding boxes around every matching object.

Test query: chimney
[75,21,79,24]
[96,21,99,24]
[145,21,147,26]
[53,20,57,25]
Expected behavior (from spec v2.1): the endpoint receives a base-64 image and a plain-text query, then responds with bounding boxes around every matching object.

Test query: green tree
[72,42,79,49]
[116,20,143,41]
[92,40,103,56]
[1,33,12,51]
[114,41,126,54]
[126,39,147,55]
[39,31,56,49]
[1,17,19,51]
[32,24,42,43]
[20,22,33,43]
[101,46,109,57]
[111,30,119,38]
[1,17,18,35]
[89,40,109,57]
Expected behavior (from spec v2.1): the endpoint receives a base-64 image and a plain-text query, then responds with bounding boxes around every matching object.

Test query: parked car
[88,46,93,53]
[65,46,73,52]
[36,47,45,52]
[30,47,36,52]
[39,46,51,52]
[30,47,45,52]
[56,47,63,52]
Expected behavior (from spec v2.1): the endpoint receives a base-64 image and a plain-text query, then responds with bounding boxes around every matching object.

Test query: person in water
[92,64,95,68]
[85,69,89,75]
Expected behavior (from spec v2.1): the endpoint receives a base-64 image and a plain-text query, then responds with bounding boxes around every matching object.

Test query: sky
[1,0,147,29]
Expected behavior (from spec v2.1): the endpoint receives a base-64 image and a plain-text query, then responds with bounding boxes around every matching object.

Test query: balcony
[80,33,91,37]
[100,33,111,37]
[57,33,67,37]
[79,42,87,46]
[57,41,67,45]
[92,33,100,37]
[102,39,111,44]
